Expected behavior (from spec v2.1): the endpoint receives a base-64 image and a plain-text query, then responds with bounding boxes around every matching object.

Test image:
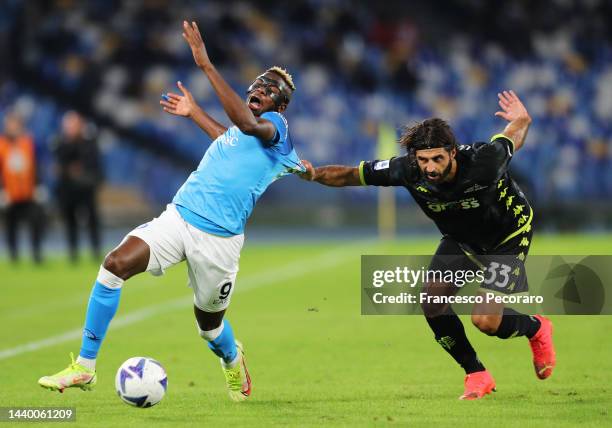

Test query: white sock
[221,352,240,369]
[76,355,96,371]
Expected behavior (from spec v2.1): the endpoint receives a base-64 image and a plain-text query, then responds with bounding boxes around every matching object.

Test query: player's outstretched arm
[182,20,276,141]
[299,160,361,187]
[160,81,227,140]
[495,90,531,152]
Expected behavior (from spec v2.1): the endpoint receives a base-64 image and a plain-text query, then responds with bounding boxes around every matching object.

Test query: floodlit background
[1,0,611,254]
[0,1,611,426]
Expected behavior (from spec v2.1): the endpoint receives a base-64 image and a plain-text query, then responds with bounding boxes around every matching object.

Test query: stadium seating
[1,0,611,206]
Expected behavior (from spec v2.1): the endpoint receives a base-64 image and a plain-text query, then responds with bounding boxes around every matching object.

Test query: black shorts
[428,227,533,295]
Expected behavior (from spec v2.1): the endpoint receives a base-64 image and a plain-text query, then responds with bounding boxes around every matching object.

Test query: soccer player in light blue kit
[39,21,303,401]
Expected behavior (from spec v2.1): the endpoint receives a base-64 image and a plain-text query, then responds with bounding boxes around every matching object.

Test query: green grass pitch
[1,234,611,427]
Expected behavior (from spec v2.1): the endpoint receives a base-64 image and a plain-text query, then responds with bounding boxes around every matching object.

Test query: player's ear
[276,103,288,113]
[449,147,457,159]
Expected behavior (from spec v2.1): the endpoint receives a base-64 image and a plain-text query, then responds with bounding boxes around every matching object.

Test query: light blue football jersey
[173,111,304,236]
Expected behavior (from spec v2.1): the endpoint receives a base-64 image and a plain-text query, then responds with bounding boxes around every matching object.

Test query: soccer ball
[115,357,168,408]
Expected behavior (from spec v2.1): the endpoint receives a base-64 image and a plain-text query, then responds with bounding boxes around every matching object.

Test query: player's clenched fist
[298,160,316,181]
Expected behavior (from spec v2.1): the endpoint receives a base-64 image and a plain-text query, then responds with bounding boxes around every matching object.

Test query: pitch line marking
[0,242,369,361]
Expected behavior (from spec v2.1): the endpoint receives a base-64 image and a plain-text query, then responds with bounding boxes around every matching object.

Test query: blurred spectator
[0,111,44,263]
[1,0,611,216]
[52,111,103,262]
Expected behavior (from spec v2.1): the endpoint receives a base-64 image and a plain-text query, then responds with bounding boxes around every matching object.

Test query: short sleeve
[261,111,288,148]
[490,133,515,157]
[360,156,411,187]
[471,134,515,182]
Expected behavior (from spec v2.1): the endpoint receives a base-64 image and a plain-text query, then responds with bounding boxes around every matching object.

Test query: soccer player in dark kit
[299,90,556,400]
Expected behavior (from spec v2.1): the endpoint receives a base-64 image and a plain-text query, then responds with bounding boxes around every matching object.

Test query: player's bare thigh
[103,236,150,280]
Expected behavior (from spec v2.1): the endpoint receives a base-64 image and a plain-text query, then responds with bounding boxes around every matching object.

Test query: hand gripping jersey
[173,112,304,236]
[359,134,532,251]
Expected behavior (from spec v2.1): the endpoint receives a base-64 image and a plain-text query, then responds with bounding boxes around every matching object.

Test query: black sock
[425,308,485,374]
[494,308,541,339]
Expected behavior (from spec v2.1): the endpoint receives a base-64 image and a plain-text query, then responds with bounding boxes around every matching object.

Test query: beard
[423,160,453,182]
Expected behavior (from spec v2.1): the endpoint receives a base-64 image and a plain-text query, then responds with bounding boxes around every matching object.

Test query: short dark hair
[398,118,457,152]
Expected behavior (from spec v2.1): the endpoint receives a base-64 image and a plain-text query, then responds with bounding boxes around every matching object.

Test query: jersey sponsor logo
[463,184,488,193]
[426,197,480,212]
[374,160,390,170]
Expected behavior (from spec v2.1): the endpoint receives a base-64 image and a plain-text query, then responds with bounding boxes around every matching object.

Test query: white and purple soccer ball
[115,357,168,408]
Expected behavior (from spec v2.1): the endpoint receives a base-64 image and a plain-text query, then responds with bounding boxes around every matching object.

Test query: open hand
[160,81,196,117]
[495,90,531,123]
[298,160,316,181]
[182,20,211,69]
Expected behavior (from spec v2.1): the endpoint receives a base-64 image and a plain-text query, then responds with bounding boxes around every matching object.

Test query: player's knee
[103,251,131,280]
[471,314,498,335]
[194,304,225,333]
[197,322,223,341]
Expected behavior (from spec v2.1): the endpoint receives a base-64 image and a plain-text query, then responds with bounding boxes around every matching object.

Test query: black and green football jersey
[359,134,532,251]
